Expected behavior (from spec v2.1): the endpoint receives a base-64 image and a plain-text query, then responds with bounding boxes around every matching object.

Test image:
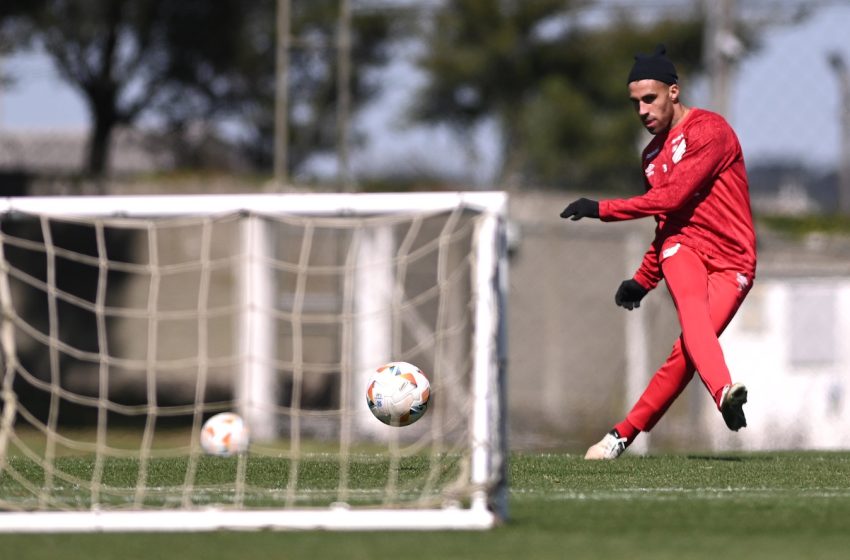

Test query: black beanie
[627,44,678,85]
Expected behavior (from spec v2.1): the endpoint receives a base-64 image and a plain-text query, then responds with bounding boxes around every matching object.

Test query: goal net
[0,192,507,532]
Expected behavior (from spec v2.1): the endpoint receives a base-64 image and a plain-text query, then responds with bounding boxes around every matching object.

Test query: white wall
[713,277,850,450]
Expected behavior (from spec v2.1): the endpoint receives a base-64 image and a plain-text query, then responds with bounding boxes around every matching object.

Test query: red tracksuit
[598,108,757,434]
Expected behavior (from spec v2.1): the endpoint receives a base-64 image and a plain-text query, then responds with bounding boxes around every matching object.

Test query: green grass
[3,451,850,559]
[0,453,463,509]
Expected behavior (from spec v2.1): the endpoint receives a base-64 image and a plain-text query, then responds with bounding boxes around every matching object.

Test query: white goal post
[0,192,508,532]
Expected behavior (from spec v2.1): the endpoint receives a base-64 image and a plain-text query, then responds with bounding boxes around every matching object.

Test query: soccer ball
[200,412,250,456]
[366,361,431,426]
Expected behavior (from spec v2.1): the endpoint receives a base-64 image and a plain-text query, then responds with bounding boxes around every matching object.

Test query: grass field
[2,451,850,560]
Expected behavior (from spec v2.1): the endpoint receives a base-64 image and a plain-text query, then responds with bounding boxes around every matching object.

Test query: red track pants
[624,243,753,432]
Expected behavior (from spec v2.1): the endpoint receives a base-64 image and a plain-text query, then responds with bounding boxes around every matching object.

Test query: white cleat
[719,383,748,431]
[584,430,628,460]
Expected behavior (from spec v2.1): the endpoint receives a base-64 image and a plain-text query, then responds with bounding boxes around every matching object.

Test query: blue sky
[2,2,849,179]
[729,2,850,168]
[2,51,88,130]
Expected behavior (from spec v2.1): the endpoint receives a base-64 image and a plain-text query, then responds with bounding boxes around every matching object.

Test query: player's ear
[669,83,680,103]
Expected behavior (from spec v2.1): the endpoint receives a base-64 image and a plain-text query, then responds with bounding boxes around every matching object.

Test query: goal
[0,192,508,532]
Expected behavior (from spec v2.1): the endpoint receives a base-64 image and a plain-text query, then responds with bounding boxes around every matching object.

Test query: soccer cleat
[584,430,628,460]
[719,382,748,431]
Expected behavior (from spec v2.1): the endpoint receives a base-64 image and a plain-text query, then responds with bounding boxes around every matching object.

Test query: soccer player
[560,45,757,460]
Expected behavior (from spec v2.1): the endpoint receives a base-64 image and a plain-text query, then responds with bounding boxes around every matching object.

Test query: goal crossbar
[0,192,506,217]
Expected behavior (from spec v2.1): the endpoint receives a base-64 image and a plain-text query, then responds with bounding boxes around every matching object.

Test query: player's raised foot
[584,429,628,460]
[719,382,748,431]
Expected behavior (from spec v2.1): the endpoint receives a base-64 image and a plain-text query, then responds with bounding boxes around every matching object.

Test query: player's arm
[633,243,662,290]
[615,243,660,310]
[600,122,732,221]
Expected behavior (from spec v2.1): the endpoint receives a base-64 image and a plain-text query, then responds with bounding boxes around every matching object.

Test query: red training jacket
[598,108,757,290]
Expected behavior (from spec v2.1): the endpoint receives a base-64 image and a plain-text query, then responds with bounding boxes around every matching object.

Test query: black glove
[559,198,599,221]
[615,279,648,310]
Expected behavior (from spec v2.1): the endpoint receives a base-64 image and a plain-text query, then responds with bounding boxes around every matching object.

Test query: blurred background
[1,0,849,453]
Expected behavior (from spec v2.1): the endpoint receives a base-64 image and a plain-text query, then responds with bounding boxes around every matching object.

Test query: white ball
[200,412,250,457]
[366,361,431,427]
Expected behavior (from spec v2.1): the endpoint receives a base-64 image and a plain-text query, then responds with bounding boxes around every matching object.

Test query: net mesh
[0,202,503,516]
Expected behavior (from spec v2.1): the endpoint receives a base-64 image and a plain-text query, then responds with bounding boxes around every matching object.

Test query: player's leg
[622,337,694,435]
[587,311,696,459]
[661,246,737,401]
[586,247,751,459]
[703,264,752,430]
[621,261,748,436]
[583,339,692,458]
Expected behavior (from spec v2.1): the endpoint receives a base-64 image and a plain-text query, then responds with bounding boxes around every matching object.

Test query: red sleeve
[599,119,733,221]
[633,244,662,291]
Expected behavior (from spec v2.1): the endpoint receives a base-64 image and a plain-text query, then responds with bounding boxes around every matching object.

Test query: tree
[412,0,706,191]
[0,1,42,80]
[168,0,395,173]
[0,0,394,181]
[0,1,226,180]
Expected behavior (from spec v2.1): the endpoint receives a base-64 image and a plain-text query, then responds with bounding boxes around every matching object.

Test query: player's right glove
[614,279,648,310]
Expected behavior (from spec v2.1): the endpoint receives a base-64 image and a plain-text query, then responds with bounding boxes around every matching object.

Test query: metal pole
[0,55,4,129]
[624,234,650,455]
[337,0,353,191]
[273,0,291,190]
[703,0,736,117]
[828,52,850,215]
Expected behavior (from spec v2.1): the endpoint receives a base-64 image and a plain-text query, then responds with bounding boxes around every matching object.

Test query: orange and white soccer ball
[200,412,250,456]
[366,361,431,426]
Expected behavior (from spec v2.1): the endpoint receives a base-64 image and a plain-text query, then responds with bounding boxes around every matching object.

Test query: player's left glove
[614,279,648,310]
[560,198,599,221]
